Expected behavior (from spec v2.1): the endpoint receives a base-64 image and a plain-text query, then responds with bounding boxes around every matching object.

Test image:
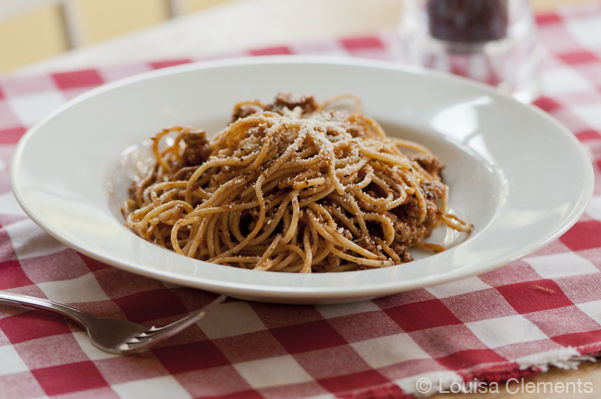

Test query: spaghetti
[122,94,472,273]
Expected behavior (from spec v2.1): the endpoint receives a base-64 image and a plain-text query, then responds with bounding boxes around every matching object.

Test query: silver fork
[0,291,226,355]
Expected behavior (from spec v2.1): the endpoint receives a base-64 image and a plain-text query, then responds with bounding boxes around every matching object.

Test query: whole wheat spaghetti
[122,94,472,273]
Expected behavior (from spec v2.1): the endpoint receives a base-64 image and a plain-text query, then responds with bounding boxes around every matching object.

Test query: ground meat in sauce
[231,93,319,123]
[386,184,443,248]
[356,236,378,253]
[181,130,211,167]
[265,93,318,115]
[392,243,414,262]
[231,105,259,123]
[421,181,446,200]
[408,153,443,175]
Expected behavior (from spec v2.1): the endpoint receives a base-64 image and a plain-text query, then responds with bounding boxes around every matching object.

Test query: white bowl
[10,57,593,304]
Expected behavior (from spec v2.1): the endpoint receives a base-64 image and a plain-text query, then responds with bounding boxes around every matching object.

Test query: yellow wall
[74,0,170,44]
[0,5,69,72]
[0,0,237,73]
[181,0,235,13]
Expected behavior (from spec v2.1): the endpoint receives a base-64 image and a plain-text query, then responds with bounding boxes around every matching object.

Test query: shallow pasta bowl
[10,57,593,304]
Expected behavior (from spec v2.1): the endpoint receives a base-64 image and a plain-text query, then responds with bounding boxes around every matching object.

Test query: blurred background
[0,0,234,72]
[0,0,590,74]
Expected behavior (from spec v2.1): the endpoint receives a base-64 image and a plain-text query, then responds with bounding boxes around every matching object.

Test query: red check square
[112,289,189,324]
[341,36,384,51]
[270,320,347,354]
[51,69,104,90]
[575,129,601,142]
[249,46,293,56]
[560,221,601,251]
[552,329,601,347]
[558,50,600,65]
[436,349,506,370]
[534,96,563,112]
[77,254,112,272]
[318,370,389,394]
[150,59,192,69]
[213,391,264,399]
[496,280,574,314]
[0,312,71,344]
[0,127,26,144]
[32,362,108,396]
[152,340,230,374]
[384,299,462,332]
[536,13,562,24]
[0,260,33,289]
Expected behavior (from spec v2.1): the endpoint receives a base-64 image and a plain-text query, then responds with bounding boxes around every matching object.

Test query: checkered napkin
[2,3,601,398]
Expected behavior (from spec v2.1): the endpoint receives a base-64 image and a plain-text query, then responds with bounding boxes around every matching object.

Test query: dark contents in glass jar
[427,0,508,43]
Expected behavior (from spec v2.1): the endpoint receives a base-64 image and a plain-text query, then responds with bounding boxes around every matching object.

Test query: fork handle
[0,291,91,327]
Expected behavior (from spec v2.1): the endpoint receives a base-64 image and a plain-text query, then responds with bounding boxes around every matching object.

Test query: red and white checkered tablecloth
[2,2,601,398]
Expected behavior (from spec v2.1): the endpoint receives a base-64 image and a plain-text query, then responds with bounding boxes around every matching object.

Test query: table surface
[8,0,601,397]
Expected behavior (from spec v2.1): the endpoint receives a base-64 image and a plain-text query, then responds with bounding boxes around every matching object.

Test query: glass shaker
[397,0,540,103]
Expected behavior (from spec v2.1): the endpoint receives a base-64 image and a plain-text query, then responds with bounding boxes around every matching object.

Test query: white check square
[7,91,65,127]
[525,252,599,279]
[466,315,548,348]
[585,195,601,222]
[38,273,110,303]
[0,345,29,376]
[565,14,601,50]
[113,376,192,399]
[0,102,21,131]
[571,103,601,130]
[234,355,313,389]
[98,64,153,83]
[0,192,28,217]
[316,300,381,319]
[5,219,66,259]
[540,67,592,96]
[198,301,266,339]
[290,40,348,56]
[577,300,601,325]
[426,276,491,298]
[351,333,430,369]
[0,74,57,97]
